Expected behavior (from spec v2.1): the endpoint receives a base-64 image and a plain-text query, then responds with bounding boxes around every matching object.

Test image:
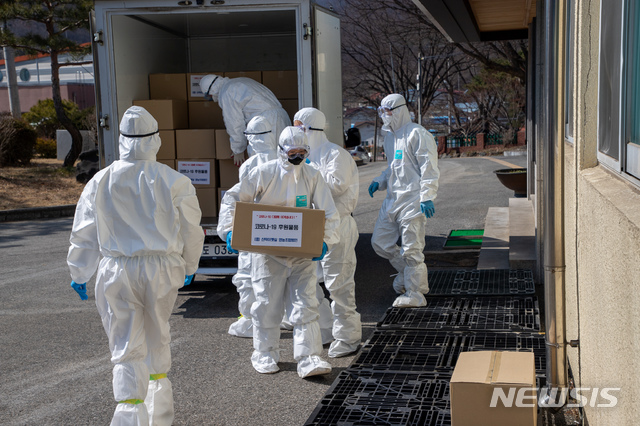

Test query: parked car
[349,145,371,165]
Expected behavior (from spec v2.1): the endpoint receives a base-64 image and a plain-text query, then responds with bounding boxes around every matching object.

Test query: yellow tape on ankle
[149,373,167,380]
[119,399,144,405]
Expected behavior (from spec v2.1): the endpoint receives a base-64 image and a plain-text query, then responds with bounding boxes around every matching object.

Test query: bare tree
[334,0,472,125]
[0,0,93,168]
[382,0,528,84]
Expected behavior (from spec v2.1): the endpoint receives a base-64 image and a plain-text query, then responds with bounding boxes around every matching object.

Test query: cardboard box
[157,159,176,169]
[176,129,216,159]
[176,159,217,188]
[218,159,240,188]
[189,101,225,129]
[215,129,233,159]
[149,73,188,100]
[157,130,175,160]
[196,187,217,218]
[133,99,188,130]
[231,202,325,258]
[224,71,262,82]
[262,70,298,99]
[450,351,537,426]
[278,99,299,122]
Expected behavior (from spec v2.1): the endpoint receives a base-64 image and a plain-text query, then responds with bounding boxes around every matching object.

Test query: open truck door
[313,5,343,146]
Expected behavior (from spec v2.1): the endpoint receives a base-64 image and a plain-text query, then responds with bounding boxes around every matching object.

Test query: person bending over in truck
[67,106,205,426]
[199,74,291,167]
[217,126,340,378]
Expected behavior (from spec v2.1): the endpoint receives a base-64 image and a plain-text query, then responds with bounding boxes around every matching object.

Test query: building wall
[0,83,95,114]
[565,0,640,423]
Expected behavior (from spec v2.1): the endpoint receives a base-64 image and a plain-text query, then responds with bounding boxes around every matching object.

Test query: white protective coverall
[293,108,362,358]
[371,94,440,308]
[67,106,204,426]
[217,126,340,378]
[228,115,277,338]
[199,74,291,164]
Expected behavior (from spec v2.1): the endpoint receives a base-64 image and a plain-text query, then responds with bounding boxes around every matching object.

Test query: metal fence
[446,134,476,148]
[485,133,503,146]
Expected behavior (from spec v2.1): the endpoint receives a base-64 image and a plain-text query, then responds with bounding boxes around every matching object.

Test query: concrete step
[508,198,536,270]
[477,207,510,269]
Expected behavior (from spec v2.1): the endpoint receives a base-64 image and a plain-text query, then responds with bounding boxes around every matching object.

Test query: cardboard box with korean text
[176,159,217,188]
[450,351,537,426]
[149,73,188,101]
[157,130,176,160]
[231,202,325,258]
[176,129,216,159]
[196,187,217,218]
[262,70,298,99]
[132,99,189,130]
[188,101,225,128]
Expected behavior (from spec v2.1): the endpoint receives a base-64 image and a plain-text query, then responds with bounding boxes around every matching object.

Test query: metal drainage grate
[351,330,546,379]
[377,296,541,332]
[305,371,451,426]
[427,269,535,295]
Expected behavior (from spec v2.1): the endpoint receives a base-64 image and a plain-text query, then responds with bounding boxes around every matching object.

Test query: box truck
[91,0,343,275]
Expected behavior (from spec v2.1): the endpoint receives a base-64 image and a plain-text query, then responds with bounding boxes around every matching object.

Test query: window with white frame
[624,0,640,178]
[597,0,640,180]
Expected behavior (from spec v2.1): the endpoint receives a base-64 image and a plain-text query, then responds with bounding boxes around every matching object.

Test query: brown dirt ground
[0,158,85,210]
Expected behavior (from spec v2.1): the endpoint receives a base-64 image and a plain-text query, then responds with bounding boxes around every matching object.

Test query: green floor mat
[443,229,484,249]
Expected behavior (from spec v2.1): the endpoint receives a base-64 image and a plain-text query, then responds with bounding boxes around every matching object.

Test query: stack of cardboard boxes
[132,71,298,219]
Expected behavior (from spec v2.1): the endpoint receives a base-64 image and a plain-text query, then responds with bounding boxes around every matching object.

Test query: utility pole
[417,53,424,125]
[2,22,21,118]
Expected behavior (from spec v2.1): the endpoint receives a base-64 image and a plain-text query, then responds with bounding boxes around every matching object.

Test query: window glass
[628,0,640,146]
[598,0,623,160]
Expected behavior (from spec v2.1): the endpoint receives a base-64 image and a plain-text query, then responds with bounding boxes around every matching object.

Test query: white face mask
[381,115,393,128]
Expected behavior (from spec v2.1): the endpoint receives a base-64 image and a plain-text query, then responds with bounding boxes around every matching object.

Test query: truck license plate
[202,243,236,257]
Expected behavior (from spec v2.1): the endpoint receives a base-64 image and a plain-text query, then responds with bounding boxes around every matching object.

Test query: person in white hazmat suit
[293,107,362,358]
[227,115,278,338]
[67,106,205,426]
[368,94,440,308]
[217,126,341,378]
[199,74,291,166]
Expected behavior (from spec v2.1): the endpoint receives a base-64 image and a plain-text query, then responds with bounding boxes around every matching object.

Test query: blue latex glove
[70,281,88,300]
[184,274,195,286]
[420,200,435,218]
[305,158,311,164]
[312,242,328,261]
[368,181,379,198]
[226,232,239,254]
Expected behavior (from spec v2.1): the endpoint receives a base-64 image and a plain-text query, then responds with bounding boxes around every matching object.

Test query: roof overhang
[411,0,535,43]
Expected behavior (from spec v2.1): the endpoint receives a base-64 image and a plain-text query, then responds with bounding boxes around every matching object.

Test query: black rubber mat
[350,330,546,380]
[305,370,451,426]
[427,269,535,295]
[377,296,540,332]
